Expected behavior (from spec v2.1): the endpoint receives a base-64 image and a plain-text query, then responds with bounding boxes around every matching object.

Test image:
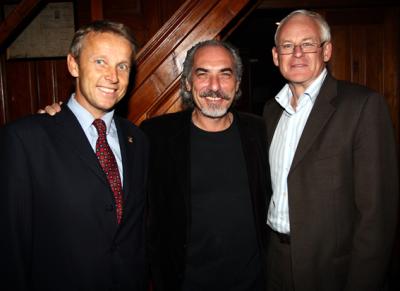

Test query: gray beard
[199,103,229,118]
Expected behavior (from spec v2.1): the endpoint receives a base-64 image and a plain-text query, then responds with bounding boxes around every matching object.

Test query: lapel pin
[128,136,134,143]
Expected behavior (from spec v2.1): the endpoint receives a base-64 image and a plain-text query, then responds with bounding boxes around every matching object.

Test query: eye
[117,63,130,72]
[95,59,106,65]
[195,72,208,79]
[220,72,233,79]
[281,43,294,49]
[301,42,315,48]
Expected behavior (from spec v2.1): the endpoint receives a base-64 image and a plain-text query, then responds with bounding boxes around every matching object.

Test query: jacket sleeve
[0,125,33,290]
[345,91,398,291]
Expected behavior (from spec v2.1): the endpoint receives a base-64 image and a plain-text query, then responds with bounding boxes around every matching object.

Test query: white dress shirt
[67,95,124,184]
[267,69,327,234]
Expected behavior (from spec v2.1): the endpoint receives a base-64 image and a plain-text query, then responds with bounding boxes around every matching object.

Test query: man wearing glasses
[263,9,398,291]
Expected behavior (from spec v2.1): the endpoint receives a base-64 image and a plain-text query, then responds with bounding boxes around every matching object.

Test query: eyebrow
[281,37,316,43]
[194,67,234,74]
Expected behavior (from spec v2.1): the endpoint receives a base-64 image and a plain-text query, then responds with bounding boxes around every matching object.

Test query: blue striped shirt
[267,69,327,234]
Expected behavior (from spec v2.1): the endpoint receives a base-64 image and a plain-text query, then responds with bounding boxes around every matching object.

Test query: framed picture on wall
[4,2,75,59]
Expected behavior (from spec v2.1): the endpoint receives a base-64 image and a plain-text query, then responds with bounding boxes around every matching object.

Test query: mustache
[199,90,230,100]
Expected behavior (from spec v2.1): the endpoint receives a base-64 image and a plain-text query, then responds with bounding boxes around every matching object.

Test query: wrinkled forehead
[192,45,235,70]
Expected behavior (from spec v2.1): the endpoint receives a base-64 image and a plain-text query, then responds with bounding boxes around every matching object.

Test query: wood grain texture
[127,0,254,125]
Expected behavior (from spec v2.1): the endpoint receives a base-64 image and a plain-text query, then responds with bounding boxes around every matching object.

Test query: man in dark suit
[0,21,148,290]
[263,9,398,291]
[140,40,270,291]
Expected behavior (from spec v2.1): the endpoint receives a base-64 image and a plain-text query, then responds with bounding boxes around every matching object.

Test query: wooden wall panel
[0,54,7,124]
[328,27,350,81]
[5,60,36,120]
[327,7,399,141]
[0,0,187,125]
[3,58,72,123]
[99,0,186,48]
[0,0,399,135]
[34,59,73,106]
[384,8,400,143]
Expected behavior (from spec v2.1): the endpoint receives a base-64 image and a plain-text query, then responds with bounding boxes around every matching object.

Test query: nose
[209,75,221,91]
[293,45,304,58]
[105,67,118,83]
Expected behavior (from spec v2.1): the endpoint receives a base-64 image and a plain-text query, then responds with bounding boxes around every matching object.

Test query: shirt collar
[275,68,328,112]
[304,68,327,104]
[67,93,115,134]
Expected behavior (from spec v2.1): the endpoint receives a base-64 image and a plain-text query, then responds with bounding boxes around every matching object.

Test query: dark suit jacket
[0,105,149,291]
[140,110,270,291]
[263,74,399,291]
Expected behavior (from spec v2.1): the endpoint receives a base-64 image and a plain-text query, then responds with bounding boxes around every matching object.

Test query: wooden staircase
[127,0,258,125]
[0,0,258,125]
[0,0,45,52]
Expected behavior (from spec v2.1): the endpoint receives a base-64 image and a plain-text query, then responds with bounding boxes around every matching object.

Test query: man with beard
[140,40,269,290]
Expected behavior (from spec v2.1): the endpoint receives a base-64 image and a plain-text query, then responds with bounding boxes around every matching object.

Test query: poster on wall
[5,2,75,59]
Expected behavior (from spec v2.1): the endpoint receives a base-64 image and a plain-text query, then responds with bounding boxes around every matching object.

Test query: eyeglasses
[276,42,325,55]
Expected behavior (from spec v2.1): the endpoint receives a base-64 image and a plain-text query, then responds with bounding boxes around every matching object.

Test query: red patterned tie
[93,119,123,224]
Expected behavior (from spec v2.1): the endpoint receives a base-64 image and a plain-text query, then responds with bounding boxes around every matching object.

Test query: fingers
[45,105,57,116]
[37,102,63,115]
[54,102,62,112]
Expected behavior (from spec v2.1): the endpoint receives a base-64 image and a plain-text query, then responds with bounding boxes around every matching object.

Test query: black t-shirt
[182,120,263,291]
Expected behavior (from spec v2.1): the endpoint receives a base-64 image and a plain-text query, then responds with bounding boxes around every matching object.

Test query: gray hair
[274,10,331,45]
[180,39,243,108]
[69,20,137,61]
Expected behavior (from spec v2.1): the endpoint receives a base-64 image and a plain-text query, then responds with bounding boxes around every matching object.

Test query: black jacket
[0,105,149,290]
[141,110,270,291]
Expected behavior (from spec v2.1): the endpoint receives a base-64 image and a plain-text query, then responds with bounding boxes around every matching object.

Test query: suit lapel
[290,75,337,172]
[113,117,138,236]
[114,117,136,200]
[52,106,108,186]
[52,105,119,237]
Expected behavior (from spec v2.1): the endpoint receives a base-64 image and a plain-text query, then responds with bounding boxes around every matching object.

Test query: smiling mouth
[98,87,117,94]
[291,63,307,68]
[205,96,224,101]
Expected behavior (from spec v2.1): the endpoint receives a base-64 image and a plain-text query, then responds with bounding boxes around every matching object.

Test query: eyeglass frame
[276,41,326,55]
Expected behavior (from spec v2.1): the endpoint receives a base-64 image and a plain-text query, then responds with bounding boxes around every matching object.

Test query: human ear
[185,79,192,92]
[272,47,280,67]
[67,54,79,77]
[323,42,332,62]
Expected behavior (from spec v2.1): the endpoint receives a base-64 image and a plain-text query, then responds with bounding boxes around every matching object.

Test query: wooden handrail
[128,0,256,124]
[0,0,46,52]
